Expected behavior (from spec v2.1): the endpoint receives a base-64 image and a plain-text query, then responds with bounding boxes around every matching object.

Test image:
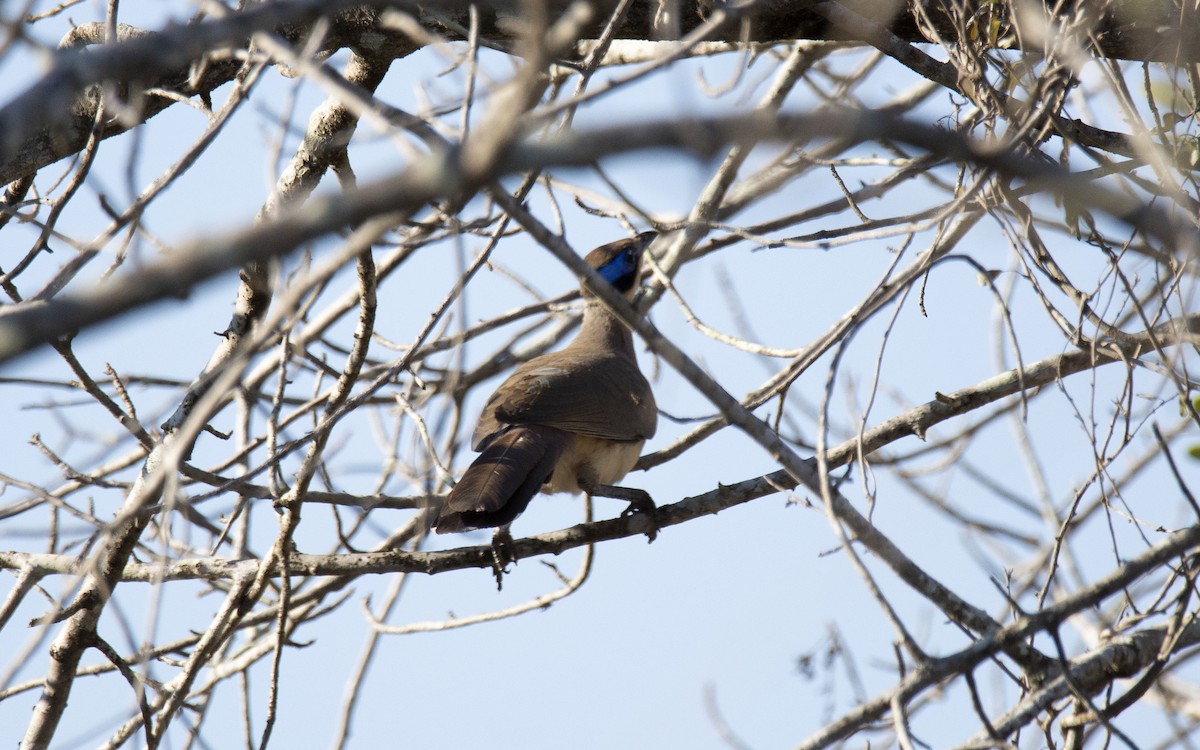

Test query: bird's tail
[435,425,572,533]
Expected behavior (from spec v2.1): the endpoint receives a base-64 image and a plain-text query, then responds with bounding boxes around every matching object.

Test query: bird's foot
[582,481,660,543]
[619,489,658,543]
[490,527,516,590]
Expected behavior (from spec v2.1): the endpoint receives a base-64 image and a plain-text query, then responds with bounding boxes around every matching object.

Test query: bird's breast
[545,435,644,494]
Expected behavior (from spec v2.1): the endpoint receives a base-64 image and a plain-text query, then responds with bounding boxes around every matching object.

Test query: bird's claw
[620,494,655,518]
[489,527,516,590]
[620,491,658,543]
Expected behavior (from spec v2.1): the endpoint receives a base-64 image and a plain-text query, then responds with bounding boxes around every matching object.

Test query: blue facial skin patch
[597,250,637,289]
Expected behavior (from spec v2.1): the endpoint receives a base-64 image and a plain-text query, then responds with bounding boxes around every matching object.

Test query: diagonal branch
[0,109,1190,366]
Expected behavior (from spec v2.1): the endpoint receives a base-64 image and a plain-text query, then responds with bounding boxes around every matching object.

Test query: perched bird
[435,232,658,536]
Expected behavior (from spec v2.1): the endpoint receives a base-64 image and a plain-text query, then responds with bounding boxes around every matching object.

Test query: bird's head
[582,231,657,301]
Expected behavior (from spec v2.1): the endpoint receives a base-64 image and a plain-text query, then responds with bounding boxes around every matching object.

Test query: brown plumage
[435,233,658,533]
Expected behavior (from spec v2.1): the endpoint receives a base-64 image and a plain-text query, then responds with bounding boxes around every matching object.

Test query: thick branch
[0,2,421,184]
[956,619,1200,747]
[2,1,1195,185]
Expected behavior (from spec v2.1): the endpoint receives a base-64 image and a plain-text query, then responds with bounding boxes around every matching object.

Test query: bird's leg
[579,477,657,542]
[490,525,516,590]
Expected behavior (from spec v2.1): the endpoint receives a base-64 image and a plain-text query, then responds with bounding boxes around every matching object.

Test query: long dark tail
[435,425,572,533]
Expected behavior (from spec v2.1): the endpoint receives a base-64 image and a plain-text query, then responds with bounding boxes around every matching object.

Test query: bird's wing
[472,353,656,449]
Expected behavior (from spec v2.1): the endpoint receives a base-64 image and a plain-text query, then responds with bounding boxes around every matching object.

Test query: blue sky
[0,3,1196,749]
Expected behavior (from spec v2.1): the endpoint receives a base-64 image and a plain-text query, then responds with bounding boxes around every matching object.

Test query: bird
[435,232,658,538]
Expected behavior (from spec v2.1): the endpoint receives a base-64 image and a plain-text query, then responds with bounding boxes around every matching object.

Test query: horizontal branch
[1,1,1193,184]
[4,475,1195,663]
[396,0,1200,62]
